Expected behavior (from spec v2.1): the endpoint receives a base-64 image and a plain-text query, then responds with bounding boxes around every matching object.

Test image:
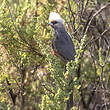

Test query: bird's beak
[48,22,53,26]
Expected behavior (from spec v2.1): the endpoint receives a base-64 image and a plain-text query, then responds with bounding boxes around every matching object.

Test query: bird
[48,12,76,63]
[48,12,76,110]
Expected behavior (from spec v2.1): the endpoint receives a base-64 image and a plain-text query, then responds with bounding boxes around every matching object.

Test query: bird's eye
[52,21,58,25]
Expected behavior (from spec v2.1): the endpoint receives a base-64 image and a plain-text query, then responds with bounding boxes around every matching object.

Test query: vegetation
[0,0,110,110]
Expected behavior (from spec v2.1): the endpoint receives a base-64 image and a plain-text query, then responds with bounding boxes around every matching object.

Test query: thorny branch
[6,3,43,57]
[67,1,110,109]
[84,3,110,35]
[42,84,55,96]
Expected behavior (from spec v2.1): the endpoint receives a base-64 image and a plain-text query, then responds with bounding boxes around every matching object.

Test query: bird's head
[48,12,64,30]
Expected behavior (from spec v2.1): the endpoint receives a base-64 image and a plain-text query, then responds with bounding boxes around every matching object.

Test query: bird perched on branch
[48,12,76,63]
[48,12,76,110]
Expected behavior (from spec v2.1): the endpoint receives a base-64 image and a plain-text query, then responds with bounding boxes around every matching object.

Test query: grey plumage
[50,21,76,62]
[49,12,75,110]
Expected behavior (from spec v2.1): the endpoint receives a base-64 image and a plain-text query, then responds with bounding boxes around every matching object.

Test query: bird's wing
[53,31,76,61]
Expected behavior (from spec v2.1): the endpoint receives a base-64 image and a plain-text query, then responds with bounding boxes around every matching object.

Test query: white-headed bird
[49,12,76,110]
[49,12,76,63]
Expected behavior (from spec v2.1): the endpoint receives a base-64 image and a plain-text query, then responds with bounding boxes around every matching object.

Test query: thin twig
[42,84,55,95]
[83,27,110,50]
[84,3,110,35]
[6,3,43,57]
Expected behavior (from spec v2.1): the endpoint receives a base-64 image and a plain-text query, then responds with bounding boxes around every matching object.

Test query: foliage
[0,0,110,110]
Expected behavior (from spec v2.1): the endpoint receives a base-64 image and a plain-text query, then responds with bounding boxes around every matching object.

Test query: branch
[83,3,110,36]
[5,78,17,106]
[20,65,26,110]
[6,3,43,57]
[83,26,110,50]
[42,84,55,96]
